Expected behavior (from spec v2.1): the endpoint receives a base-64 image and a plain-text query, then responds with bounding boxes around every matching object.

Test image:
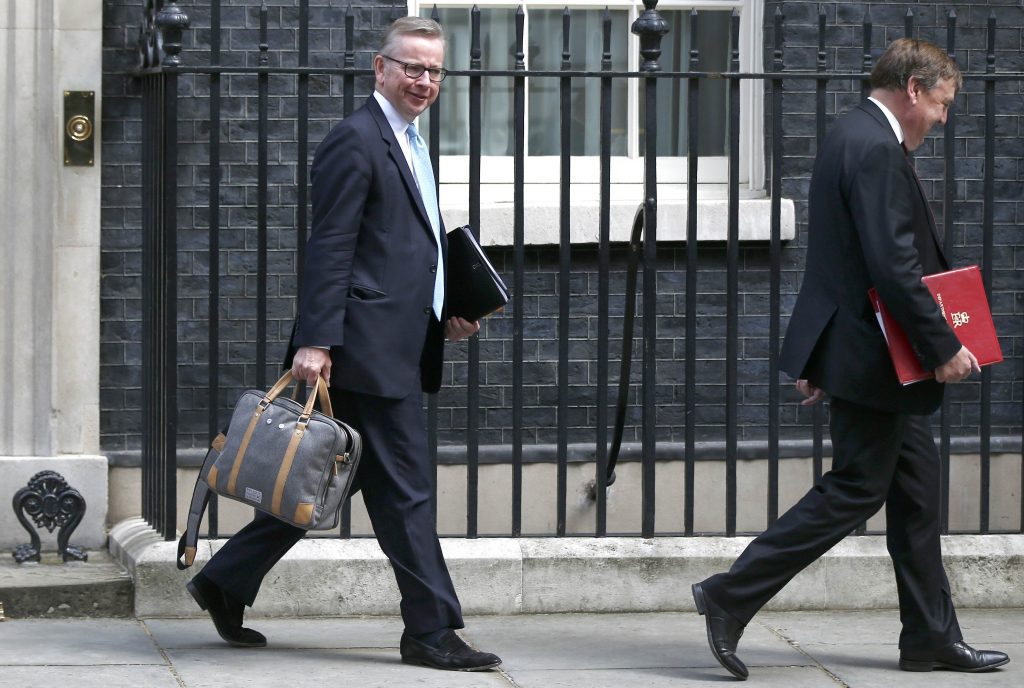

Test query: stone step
[108,518,1024,619]
[0,550,133,618]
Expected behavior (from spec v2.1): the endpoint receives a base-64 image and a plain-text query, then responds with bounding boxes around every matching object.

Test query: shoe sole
[692,583,748,681]
[400,656,502,672]
[186,581,267,649]
[899,657,1010,673]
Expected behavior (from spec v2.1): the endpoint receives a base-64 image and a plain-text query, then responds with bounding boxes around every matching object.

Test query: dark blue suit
[198,95,463,635]
[703,101,965,652]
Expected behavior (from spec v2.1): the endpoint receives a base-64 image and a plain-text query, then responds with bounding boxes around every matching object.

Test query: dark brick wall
[434,243,811,448]
[101,1,1023,454]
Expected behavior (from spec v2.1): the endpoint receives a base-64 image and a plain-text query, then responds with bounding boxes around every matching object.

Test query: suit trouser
[198,386,464,636]
[702,396,961,652]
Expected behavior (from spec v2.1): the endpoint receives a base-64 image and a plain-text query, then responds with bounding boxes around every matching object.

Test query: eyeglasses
[380,54,448,83]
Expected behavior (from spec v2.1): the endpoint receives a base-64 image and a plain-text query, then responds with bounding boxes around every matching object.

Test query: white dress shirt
[867,96,905,145]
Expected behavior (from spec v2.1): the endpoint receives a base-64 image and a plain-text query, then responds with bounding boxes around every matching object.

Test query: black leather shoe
[186,575,267,648]
[900,641,1009,672]
[400,629,502,671]
[692,582,748,680]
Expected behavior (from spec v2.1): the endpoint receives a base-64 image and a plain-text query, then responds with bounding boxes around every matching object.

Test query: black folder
[445,225,509,321]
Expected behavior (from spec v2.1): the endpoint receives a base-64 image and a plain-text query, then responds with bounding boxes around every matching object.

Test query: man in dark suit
[692,39,1009,680]
[185,16,501,672]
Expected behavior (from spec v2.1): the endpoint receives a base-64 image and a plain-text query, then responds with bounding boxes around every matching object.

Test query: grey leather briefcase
[177,372,361,569]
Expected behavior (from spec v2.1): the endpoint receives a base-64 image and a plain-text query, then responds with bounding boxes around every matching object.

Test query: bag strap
[303,375,332,419]
[264,370,299,404]
[318,376,332,417]
[605,205,645,487]
[288,376,332,417]
[176,432,225,570]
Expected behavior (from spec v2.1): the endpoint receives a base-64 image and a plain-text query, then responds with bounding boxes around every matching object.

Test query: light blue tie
[407,123,445,320]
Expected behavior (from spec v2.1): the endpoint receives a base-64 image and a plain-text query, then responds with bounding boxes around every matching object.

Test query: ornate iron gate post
[137,1,190,540]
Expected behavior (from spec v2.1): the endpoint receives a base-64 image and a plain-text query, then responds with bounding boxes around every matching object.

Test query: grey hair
[379,16,445,56]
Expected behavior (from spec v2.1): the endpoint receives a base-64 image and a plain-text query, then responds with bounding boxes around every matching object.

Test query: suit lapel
[859,101,950,271]
[365,97,437,244]
[904,158,950,270]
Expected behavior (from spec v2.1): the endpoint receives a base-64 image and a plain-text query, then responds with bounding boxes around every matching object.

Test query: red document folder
[868,265,1003,385]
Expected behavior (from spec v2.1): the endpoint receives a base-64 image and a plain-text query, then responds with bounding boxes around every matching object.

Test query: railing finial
[773,8,785,70]
[631,0,669,72]
[155,1,190,68]
[259,2,269,66]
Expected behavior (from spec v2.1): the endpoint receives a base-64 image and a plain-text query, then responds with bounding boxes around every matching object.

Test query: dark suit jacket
[779,100,962,415]
[287,95,447,398]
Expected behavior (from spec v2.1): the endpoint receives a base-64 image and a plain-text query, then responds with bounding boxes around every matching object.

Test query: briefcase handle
[263,371,333,419]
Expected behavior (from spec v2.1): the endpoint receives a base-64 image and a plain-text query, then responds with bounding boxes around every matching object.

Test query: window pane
[639,10,731,156]
[422,8,517,155]
[527,9,628,156]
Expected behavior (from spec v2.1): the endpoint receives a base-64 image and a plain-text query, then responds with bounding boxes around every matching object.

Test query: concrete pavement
[0,609,1019,687]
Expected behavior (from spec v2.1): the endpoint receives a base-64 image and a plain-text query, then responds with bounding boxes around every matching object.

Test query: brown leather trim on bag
[211,433,226,452]
[206,464,219,488]
[316,376,333,417]
[293,502,314,525]
[184,546,197,566]
[227,408,264,495]
[228,372,295,495]
[271,421,307,515]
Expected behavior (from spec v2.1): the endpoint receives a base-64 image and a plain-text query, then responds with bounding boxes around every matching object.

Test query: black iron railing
[134,1,1024,541]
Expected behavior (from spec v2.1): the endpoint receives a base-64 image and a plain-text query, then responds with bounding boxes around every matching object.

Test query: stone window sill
[440,185,795,246]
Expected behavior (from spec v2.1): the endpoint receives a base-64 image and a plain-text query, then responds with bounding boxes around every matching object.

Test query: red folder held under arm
[868,265,1003,386]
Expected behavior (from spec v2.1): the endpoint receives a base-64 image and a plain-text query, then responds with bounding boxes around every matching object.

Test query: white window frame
[411,0,781,243]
